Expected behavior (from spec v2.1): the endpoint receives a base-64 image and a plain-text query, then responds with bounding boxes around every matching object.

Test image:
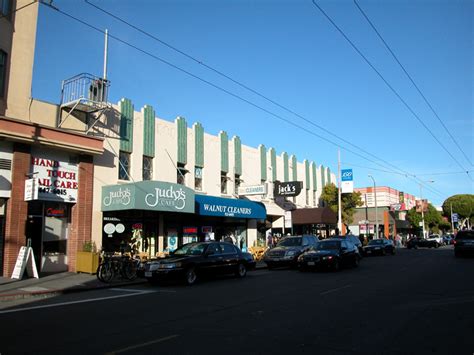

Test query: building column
[69,155,94,272]
[384,210,390,238]
[247,219,257,248]
[3,144,30,277]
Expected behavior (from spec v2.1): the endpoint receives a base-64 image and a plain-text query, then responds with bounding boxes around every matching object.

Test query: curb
[0,278,148,302]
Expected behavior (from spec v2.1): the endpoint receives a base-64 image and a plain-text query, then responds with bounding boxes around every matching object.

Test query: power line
[353,0,473,168]
[42,3,448,201]
[83,0,417,180]
[311,0,473,182]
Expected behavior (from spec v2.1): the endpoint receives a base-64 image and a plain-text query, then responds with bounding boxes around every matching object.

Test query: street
[1,247,473,355]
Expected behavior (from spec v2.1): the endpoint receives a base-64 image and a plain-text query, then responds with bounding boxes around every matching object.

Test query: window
[234,174,242,195]
[221,243,236,254]
[118,151,130,180]
[221,171,227,194]
[195,167,203,191]
[207,243,222,255]
[142,156,153,181]
[0,50,6,98]
[177,163,188,185]
[0,0,11,19]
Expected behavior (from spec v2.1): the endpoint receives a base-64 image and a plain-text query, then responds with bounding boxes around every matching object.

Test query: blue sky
[32,0,473,206]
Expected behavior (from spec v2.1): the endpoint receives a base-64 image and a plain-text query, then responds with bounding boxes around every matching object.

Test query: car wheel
[391,248,395,255]
[333,260,340,272]
[435,243,439,248]
[184,267,197,285]
[381,249,386,256]
[353,256,359,268]
[236,263,247,278]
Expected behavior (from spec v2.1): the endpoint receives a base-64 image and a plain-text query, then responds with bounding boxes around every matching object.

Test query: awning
[195,195,266,219]
[291,207,337,225]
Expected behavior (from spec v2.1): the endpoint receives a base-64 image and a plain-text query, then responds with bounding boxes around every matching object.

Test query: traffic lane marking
[105,334,180,355]
[0,288,167,315]
[320,284,352,295]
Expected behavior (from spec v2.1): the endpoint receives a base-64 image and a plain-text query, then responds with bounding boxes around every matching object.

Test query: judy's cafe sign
[101,181,195,214]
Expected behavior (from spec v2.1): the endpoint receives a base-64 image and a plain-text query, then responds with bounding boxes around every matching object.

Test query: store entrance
[25,215,43,274]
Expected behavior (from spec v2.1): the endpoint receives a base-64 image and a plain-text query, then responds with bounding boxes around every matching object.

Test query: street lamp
[368,174,379,239]
[419,180,434,238]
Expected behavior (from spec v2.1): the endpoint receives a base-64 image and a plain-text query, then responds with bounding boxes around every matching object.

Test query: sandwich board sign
[11,246,39,279]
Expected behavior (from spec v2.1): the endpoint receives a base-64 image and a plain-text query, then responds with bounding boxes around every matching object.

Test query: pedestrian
[267,233,273,248]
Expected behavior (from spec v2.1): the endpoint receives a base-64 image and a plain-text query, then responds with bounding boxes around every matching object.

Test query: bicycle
[96,253,140,283]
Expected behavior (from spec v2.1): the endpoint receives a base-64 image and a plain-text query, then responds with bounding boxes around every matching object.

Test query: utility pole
[337,149,342,235]
[450,203,454,232]
[368,174,378,238]
[103,29,109,80]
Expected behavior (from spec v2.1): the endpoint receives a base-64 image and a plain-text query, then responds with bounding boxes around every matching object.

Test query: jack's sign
[274,181,303,197]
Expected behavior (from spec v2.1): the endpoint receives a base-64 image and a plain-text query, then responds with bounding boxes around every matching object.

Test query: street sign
[341,169,353,193]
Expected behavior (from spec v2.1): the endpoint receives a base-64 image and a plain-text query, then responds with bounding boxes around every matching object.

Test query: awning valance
[291,207,337,225]
[195,195,266,219]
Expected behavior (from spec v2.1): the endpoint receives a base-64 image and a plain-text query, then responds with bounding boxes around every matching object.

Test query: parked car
[406,237,439,249]
[263,235,318,269]
[362,238,395,256]
[345,234,363,255]
[297,238,360,271]
[454,230,474,257]
[144,241,256,285]
[442,234,454,245]
[427,234,443,247]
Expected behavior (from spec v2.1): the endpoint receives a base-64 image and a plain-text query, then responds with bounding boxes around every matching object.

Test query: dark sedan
[454,230,474,257]
[363,238,395,256]
[144,242,256,285]
[297,238,360,271]
[407,237,438,249]
[263,235,318,269]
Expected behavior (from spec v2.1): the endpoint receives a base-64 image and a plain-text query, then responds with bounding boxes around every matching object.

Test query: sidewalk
[0,261,267,302]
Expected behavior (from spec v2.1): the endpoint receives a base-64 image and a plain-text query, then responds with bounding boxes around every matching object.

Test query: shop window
[221,171,228,194]
[142,155,153,181]
[118,151,130,180]
[234,174,243,195]
[0,0,11,20]
[195,166,203,191]
[177,163,188,185]
[0,50,6,98]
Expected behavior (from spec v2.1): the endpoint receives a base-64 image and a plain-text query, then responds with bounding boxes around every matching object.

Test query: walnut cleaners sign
[274,181,303,197]
[101,181,195,213]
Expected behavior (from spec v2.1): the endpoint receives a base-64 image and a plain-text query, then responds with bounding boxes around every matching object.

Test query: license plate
[145,271,152,277]
[307,261,315,266]
[366,250,372,254]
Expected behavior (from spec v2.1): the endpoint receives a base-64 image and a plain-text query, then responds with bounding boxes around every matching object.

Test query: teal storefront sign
[102,181,195,213]
[195,195,266,219]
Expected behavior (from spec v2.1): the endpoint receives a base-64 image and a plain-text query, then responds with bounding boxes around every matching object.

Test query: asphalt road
[0,247,473,355]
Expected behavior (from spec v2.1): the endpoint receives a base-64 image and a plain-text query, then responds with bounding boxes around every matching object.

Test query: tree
[442,194,474,229]
[320,183,363,229]
[407,203,443,235]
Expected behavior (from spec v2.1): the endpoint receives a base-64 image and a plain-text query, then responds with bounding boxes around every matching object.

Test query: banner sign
[415,199,428,213]
[31,156,78,203]
[24,178,39,201]
[341,169,353,193]
[102,181,195,213]
[238,184,267,196]
[451,213,458,223]
[390,203,407,211]
[274,181,303,197]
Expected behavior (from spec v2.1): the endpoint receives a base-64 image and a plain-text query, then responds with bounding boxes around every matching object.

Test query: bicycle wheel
[98,262,114,283]
[122,260,138,281]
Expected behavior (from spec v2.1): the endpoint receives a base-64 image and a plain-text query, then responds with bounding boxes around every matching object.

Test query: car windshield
[455,231,474,240]
[277,237,303,247]
[315,240,340,250]
[368,239,384,245]
[173,243,207,256]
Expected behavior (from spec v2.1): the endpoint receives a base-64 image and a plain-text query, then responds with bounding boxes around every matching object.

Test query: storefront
[101,181,195,256]
[24,149,79,274]
[290,207,338,238]
[194,195,266,252]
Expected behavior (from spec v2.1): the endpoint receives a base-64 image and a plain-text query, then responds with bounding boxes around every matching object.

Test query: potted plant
[76,241,99,274]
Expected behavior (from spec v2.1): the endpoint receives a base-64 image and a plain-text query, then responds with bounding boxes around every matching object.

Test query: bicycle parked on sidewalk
[96,253,141,283]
